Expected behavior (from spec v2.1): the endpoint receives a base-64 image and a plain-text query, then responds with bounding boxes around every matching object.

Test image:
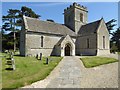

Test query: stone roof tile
[78,19,101,35]
[23,16,76,36]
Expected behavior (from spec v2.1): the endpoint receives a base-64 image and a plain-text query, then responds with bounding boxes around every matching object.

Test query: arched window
[80,13,83,22]
[68,15,71,22]
[103,36,105,49]
[41,36,43,47]
[87,38,89,49]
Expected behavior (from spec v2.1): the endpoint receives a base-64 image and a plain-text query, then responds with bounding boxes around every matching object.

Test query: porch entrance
[65,43,72,56]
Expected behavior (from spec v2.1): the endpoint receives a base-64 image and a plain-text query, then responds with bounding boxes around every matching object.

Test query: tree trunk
[13,17,16,52]
[14,31,16,52]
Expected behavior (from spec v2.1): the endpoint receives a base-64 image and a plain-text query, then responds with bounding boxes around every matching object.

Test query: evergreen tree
[111,27,120,51]
[2,6,40,52]
[106,19,117,35]
[2,9,20,52]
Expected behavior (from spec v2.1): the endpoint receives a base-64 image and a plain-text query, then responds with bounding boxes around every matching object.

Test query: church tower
[64,2,88,34]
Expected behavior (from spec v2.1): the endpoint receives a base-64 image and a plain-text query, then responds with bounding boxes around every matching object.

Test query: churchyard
[1,51,119,89]
[1,52,63,89]
[80,56,118,68]
[0,50,119,89]
[1,2,119,89]
[118,52,120,55]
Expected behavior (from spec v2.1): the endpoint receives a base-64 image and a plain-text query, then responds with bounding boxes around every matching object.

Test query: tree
[110,41,118,53]
[2,9,20,52]
[106,19,117,35]
[16,6,40,26]
[106,19,118,52]
[2,6,40,52]
[21,6,40,18]
[111,27,120,51]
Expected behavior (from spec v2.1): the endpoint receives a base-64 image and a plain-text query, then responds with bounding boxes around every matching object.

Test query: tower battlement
[64,2,87,13]
[64,2,88,34]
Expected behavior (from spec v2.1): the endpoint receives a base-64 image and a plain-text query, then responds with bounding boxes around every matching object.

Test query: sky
[2,2,118,29]
[118,1,120,27]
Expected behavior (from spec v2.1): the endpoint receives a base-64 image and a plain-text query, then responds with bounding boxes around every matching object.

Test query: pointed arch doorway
[65,43,72,56]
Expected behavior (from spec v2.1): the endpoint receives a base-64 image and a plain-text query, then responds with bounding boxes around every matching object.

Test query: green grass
[80,56,118,68]
[2,54,63,89]
[118,52,120,55]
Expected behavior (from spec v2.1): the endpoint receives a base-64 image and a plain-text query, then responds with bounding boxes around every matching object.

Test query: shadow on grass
[14,54,25,57]
[43,63,48,65]
[5,68,14,71]
[6,58,11,60]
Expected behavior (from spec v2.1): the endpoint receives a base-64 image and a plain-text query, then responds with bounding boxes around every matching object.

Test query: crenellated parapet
[64,2,88,34]
[64,2,87,13]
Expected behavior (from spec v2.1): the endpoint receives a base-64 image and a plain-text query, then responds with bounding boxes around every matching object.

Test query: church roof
[78,19,102,35]
[56,36,65,45]
[23,16,76,36]
[56,35,74,46]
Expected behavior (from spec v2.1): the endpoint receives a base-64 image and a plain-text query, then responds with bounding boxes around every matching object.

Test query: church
[20,2,110,57]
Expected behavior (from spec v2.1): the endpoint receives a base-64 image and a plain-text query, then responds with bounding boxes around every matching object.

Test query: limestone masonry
[20,2,110,56]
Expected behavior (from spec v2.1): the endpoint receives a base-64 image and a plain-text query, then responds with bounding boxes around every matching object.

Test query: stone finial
[78,4,81,7]
[73,2,77,6]
[101,17,104,20]
[65,2,87,12]
[64,9,66,11]
[84,6,87,9]
[67,7,69,10]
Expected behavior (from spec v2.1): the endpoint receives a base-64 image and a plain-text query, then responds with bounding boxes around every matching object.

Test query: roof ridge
[23,15,40,20]
[24,15,65,26]
[78,18,102,35]
[82,19,101,26]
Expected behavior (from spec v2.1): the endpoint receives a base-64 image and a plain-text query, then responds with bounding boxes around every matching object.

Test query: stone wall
[25,33,62,56]
[20,29,26,56]
[61,35,75,56]
[74,8,88,34]
[97,19,110,55]
[64,3,88,34]
[76,34,97,55]
[64,8,75,31]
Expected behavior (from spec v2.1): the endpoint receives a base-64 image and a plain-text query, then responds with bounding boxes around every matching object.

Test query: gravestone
[46,57,49,64]
[40,53,42,60]
[36,54,38,59]
[11,52,14,58]
[6,52,16,70]
[11,57,15,70]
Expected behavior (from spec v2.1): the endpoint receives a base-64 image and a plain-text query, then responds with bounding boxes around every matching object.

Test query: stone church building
[20,2,110,56]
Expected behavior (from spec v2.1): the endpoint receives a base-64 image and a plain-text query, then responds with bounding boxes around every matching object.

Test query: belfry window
[41,36,43,47]
[80,13,83,22]
[68,15,71,22]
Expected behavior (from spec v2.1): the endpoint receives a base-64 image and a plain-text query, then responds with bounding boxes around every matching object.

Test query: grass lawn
[80,56,118,68]
[2,54,63,89]
[118,52,120,55]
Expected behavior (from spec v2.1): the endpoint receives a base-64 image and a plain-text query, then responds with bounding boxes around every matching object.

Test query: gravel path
[79,56,118,88]
[46,56,81,88]
[22,56,118,88]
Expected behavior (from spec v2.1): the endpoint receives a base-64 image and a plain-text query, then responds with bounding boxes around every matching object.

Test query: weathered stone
[39,53,42,60]
[11,58,15,70]
[20,2,110,57]
[46,57,49,64]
